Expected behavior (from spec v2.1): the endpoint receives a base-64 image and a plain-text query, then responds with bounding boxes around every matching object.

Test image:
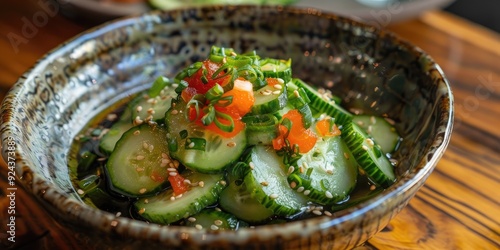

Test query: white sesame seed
[273,84,283,89]
[324,211,332,216]
[370,116,376,124]
[149,145,154,151]
[367,125,373,134]
[136,155,145,160]
[293,90,300,97]
[277,78,285,84]
[147,98,155,104]
[249,162,255,170]
[188,217,196,222]
[326,169,333,175]
[302,162,309,169]
[77,189,84,195]
[116,212,122,217]
[261,91,271,96]
[220,180,227,186]
[139,188,147,194]
[133,130,141,136]
[136,167,144,172]
[297,186,304,192]
[143,142,149,150]
[312,210,322,216]
[303,190,311,196]
[162,153,169,159]
[195,224,203,230]
[199,181,205,187]
[210,225,219,230]
[134,116,143,125]
[160,162,168,168]
[147,108,155,114]
[370,185,377,190]
[227,141,236,147]
[362,145,369,151]
[169,172,178,176]
[171,109,179,115]
[325,191,333,199]
[214,220,223,226]
[136,106,143,112]
[110,220,118,227]
[162,158,170,165]
[184,179,192,185]
[170,196,176,201]
[366,138,375,147]
[173,160,180,168]
[107,113,118,121]
[269,194,279,199]
[287,166,295,175]
[290,181,297,189]
[175,194,183,199]
[138,208,146,214]
[272,90,281,95]
[344,152,350,159]
[167,167,177,172]
[356,121,364,126]
[144,199,149,204]
[260,181,269,186]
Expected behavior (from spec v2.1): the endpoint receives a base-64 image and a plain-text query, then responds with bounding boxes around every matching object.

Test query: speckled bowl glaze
[0,5,453,250]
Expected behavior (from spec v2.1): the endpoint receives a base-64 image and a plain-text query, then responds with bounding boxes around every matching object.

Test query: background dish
[56,0,455,24]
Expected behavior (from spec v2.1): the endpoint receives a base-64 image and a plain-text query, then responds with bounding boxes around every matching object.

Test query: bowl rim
[0,4,454,246]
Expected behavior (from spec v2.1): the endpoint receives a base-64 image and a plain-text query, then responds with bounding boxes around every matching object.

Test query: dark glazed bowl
[0,5,453,250]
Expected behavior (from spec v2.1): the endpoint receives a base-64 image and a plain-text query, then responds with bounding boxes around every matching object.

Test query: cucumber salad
[70,46,401,229]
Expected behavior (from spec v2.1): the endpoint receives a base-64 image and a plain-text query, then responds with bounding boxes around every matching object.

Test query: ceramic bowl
[0,5,453,249]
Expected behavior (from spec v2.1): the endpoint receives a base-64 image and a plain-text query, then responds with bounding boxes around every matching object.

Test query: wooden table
[0,1,499,249]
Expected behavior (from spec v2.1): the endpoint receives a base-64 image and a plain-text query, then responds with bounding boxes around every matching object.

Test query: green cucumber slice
[245,145,308,216]
[293,78,353,125]
[352,115,401,153]
[242,114,279,146]
[341,122,396,187]
[218,178,274,223]
[260,58,292,83]
[129,82,177,124]
[251,80,287,114]
[289,135,358,205]
[134,171,225,225]
[165,99,247,173]
[105,124,170,197]
[99,121,134,155]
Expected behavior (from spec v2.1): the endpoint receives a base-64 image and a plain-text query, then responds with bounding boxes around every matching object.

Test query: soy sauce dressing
[68,96,386,226]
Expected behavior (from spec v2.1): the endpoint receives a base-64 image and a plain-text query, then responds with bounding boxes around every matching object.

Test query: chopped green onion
[185,138,207,151]
[214,111,235,133]
[149,76,170,97]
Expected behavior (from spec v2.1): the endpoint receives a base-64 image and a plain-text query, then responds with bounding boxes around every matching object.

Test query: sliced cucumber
[293,78,353,126]
[289,135,358,205]
[244,145,308,216]
[105,124,170,197]
[353,115,401,153]
[99,121,134,155]
[134,171,226,225]
[251,80,287,115]
[341,122,396,187]
[219,178,274,223]
[184,208,240,231]
[242,114,278,145]
[260,58,292,83]
[165,99,247,173]
[129,82,177,124]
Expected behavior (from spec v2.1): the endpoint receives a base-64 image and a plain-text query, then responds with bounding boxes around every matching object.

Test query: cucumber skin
[135,173,226,225]
[245,146,308,216]
[342,122,396,187]
[105,124,170,197]
[288,136,358,205]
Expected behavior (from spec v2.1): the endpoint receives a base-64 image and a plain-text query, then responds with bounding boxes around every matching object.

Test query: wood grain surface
[0,1,499,249]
